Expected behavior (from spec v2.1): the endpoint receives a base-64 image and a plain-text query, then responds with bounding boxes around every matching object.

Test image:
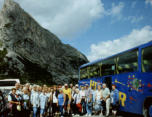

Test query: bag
[76,103,82,112]
[17,105,21,111]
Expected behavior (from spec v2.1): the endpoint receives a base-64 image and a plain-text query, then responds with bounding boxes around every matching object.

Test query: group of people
[0,82,119,117]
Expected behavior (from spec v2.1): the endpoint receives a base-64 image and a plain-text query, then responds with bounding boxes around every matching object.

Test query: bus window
[142,46,152,72]
[80,67,88,79]
[101,57,116,76]
[89,64,100,78]
[117,49,138,74]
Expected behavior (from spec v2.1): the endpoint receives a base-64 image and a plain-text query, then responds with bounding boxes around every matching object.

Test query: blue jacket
[110,89,119,105]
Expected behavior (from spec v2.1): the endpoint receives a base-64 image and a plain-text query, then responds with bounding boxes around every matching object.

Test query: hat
[65,84,68,86]
[75,84,78,87]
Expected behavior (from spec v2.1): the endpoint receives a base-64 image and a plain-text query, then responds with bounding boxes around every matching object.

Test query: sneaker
[100,112,103,116]
[88,114,92,116]
[85,114,88,116]
[106,113,109,117]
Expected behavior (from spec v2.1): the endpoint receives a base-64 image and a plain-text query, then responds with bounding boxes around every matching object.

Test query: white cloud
[146,0,152,7]
[87,26,152,61]
[127,16,143,24]
[9,0,104,39]
[107,2,124,20]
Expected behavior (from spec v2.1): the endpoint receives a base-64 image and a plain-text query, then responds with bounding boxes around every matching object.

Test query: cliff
[0,0,88,85]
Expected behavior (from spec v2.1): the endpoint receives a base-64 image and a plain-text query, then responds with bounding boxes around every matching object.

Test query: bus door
[102,76,112,90]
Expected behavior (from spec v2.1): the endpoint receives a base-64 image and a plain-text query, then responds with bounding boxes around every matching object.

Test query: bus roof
[80,41,152,68]
[0,79,20,82]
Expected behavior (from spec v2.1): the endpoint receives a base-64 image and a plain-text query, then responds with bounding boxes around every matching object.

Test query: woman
[22,88,30,117]
[94,85,103,115]
[71,86,76,115]
[52,86,59,116]
[48,88,53,117]
[79,86,86,115]
[110,84,119,117]
[31,85,40,117]
[39,89,48,117]
[86,93,93,116]
[57,88,65,117]
[74,89,82,116]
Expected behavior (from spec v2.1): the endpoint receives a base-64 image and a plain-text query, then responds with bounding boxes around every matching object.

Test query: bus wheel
[143,104,152,117]
[149,105,152,117]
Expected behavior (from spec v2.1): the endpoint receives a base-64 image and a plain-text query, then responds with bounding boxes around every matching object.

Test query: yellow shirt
[63,88,71,100]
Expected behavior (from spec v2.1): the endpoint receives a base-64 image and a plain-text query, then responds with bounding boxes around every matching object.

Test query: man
[8,88,21,117]
[102,83,111,116]
[63,84,71,115]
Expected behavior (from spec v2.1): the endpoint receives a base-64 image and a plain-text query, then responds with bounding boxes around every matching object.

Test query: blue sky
[0,0,152,61]
[62,0,152,61]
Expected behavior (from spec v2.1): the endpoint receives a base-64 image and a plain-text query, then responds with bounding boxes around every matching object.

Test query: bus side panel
[112,72,145,115]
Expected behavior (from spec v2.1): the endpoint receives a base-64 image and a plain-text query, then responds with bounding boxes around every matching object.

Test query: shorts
[40,109,45,115]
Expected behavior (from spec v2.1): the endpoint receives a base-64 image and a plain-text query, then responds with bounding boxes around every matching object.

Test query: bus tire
[143,104,152,117]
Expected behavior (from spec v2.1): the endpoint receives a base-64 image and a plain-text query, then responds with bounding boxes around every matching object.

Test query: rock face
[0,0,88,84]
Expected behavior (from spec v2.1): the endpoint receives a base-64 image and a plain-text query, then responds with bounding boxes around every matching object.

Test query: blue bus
[78,41,152,117]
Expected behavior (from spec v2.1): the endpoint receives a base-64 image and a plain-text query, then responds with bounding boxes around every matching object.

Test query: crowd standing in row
[0,82,119,117]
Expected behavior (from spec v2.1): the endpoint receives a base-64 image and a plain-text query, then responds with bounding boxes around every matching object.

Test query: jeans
[81,99,86,114]
[59,105,64,116]
[33,107,38,117]
[86,103,92,115]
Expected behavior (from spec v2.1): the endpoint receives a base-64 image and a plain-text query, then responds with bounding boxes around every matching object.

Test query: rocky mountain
[0,0,88,85]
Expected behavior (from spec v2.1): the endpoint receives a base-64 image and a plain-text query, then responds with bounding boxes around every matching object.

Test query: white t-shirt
[53,93,57,103]
[95,90,102,101]
[74,93,81,104]
[79,90,86,98]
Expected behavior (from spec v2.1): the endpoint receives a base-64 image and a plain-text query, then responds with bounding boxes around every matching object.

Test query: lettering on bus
[119,91,127,107]
[90,80,97,89]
